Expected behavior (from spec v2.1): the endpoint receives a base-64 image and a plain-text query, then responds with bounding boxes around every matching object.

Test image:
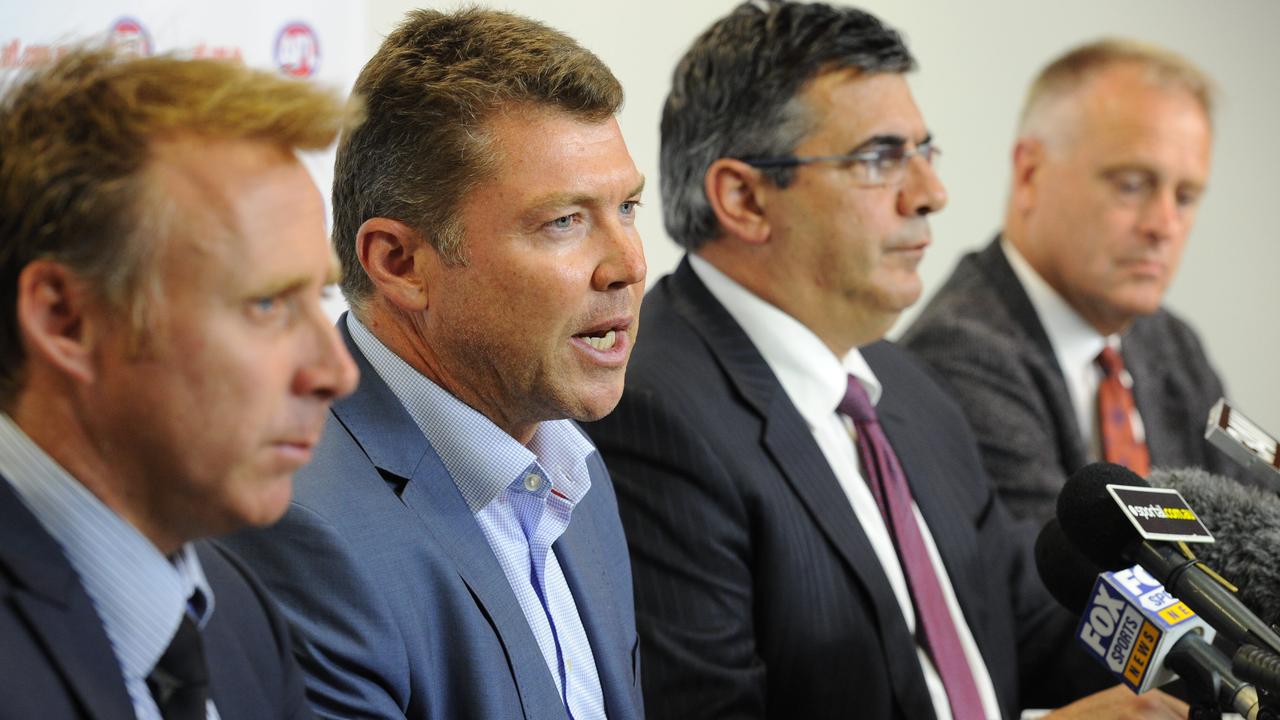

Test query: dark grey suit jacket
[902,238,1245,524]
[0,477,312,720]
[584,259,1106,720]
[220,319,643,720]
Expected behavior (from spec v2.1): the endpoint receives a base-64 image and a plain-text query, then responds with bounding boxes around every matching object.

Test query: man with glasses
[904,40,1245,526]
[584,4,1185,719]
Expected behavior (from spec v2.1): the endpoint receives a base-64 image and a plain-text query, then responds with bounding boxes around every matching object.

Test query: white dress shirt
[1001,239,1145,460]
[347,314,606,719]
[690,254,1003,720]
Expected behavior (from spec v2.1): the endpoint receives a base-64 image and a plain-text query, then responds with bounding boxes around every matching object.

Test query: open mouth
[579,329,618,351]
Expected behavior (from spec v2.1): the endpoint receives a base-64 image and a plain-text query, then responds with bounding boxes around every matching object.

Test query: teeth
[584,330,617,351]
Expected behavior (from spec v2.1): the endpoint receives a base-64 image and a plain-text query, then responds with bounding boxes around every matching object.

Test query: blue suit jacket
[0,477,312,720]
[220,319,643,720]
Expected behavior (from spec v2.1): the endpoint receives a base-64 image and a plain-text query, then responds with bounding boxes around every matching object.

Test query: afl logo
[109,17,152,58]
[275,22,320,78]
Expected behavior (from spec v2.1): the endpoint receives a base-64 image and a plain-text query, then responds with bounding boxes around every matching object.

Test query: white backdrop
[4,1,1274,434]
[365,0,1280,435]
[0,0,367,318]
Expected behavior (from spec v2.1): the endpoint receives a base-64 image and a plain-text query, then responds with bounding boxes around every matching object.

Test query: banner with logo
[1,1,366,317]
[0,3,364,87]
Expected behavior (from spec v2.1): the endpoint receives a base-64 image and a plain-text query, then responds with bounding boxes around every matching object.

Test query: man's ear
[356,217,437,312]
[16,259,96,384]
[705,158,772,246]
[1010,138,1045,215]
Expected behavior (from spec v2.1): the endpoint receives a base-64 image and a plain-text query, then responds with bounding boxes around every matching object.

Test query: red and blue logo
[109,17,152,58]
[274,21,320,78]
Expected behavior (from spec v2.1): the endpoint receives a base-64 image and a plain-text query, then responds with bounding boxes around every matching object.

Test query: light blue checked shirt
[0,413,220,720]
[348,315,607,720]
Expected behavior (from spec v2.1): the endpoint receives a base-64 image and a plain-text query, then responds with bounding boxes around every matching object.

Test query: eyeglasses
[741,141,941,187]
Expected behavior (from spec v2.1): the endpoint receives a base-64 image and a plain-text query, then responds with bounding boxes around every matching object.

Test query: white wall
[366,0,1280,433]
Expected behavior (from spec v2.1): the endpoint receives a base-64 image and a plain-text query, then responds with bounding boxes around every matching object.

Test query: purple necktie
[839,376,986,719]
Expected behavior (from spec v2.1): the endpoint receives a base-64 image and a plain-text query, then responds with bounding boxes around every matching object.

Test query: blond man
[0,48,358,718]
[905,39,1245,525]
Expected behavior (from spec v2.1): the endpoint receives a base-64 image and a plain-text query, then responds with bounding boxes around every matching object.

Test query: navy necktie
[146,614,208,720]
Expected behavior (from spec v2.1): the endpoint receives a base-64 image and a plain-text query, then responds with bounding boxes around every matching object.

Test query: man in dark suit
[0,49,359,718]
[220,9,647,720]
[585,4,1185,719]
[903,39,1244,525]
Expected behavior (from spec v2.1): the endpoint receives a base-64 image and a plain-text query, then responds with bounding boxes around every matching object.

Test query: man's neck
[693,246,890,356]
[9,390,185,554]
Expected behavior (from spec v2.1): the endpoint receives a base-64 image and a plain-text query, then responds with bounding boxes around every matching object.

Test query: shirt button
[523,473,542,492]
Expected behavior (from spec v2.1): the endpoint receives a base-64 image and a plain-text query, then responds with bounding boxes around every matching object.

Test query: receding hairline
[1017,38,1216,142]
[133,134,332,308]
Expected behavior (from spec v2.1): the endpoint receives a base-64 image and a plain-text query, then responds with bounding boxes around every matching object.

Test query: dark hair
[660,1,913,250]
[332,7,624,313]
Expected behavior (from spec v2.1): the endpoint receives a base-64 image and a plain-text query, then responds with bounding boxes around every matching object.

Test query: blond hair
[0,47,360,403]
[1018,38,1215,143]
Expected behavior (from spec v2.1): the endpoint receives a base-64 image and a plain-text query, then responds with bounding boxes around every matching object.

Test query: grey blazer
[902,237,1246,524]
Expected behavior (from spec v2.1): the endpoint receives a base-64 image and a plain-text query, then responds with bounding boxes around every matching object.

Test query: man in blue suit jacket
[0,49,359,718]
[221,9,647,720]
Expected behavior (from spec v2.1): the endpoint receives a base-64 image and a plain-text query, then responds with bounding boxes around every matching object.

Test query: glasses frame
[740,141,941,187]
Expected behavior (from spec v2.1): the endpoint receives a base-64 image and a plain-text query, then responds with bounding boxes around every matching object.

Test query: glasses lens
[865,143,940,186]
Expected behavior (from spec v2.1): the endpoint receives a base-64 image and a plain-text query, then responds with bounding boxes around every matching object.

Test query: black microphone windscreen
[1035,518,1103,614]
[1150,466,1280,627]
[1056,462,1150,571]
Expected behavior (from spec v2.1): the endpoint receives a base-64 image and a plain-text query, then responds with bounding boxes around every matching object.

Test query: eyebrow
[846,132,933,155]
[1099,165,1207,192]
[247,273,317,301]
[523,175,647,220]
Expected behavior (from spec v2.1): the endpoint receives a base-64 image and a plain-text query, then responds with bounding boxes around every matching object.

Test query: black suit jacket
[0,477,313,720]
[902,238,1247,524]
[584,259,1105,720]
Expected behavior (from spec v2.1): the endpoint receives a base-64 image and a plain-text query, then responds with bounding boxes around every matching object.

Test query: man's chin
[1111,289,1166,321]
[232,476,296,530]
[566,385,627,423]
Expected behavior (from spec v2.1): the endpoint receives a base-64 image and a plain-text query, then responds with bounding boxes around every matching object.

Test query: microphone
[1036,519,1261,718]
[1056,462,1280,660]
[1149,466,1280,629]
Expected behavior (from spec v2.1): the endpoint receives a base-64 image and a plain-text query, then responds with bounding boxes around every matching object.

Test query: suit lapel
[0,479,135,720]
[1123,324,1180,467]
[975,239,1088,470]
[331,319,565,717]
[555,462,637,720]
[665,261,935,718]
